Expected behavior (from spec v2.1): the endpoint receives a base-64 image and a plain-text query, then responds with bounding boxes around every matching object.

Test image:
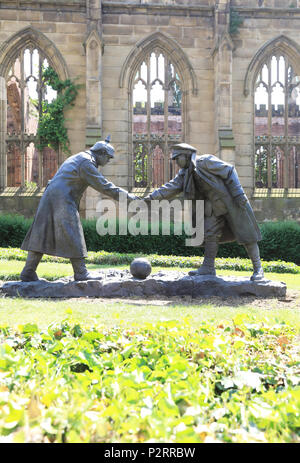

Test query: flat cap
[90,136,115,158]
[171,143,197,159]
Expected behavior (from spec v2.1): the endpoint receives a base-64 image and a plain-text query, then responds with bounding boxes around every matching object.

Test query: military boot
[20,251,43,282]
[189,240,218,276]
[244,242,264,281]
[71,258,101,281]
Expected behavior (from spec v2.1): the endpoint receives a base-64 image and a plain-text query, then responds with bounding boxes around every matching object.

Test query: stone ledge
[102,2,214,17]
[0,270,287,299]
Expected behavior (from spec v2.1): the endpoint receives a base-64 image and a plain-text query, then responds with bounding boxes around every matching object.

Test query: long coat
[21,151,129,258]
[149,154,262,245]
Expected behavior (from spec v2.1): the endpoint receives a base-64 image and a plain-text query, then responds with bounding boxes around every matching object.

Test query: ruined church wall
[0,4,87,156]
[100,2,215,191]
[0,0,299,221]
[230,2,300,218]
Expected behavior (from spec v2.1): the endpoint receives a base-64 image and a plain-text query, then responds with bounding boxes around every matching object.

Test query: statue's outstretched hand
[127,193,141,201]
[234,194,247,209]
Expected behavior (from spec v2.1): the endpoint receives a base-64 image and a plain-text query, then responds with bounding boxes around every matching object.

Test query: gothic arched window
[254,54,300,189]
[6,46,58,188]
[132,50,183,188]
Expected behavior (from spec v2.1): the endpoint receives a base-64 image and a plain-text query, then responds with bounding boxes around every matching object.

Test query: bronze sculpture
[20,137,139,281]
[144,143,264,281]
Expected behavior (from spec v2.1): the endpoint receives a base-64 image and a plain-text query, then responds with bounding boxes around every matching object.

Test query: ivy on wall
[37,67,81,154]
[229,8,244,36]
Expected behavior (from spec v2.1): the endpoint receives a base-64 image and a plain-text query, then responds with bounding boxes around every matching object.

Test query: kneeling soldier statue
[20,137,139,282]
[144,143,264,281]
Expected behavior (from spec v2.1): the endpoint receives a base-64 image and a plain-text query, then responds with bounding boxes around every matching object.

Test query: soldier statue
[144,143,264,281]
[20,137,139,282]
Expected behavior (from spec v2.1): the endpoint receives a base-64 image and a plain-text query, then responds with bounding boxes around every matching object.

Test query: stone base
[0,270,287,299]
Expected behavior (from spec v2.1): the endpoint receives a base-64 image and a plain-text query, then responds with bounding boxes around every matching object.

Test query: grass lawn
[0,260,299,329]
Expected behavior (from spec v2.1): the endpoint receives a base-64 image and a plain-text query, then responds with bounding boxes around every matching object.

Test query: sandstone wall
[231,1,300,196]
[0,0,299,222]
[0,2,87,155]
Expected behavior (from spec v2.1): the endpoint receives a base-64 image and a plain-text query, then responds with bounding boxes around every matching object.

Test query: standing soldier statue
[144,143,264,281]
[20,137,139,282]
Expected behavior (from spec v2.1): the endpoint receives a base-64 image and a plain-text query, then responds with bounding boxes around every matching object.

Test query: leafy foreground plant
[0,317,299,443]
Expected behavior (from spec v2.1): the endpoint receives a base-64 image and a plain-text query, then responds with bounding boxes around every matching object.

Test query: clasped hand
[127,194,153,202]
[127,193,142,201]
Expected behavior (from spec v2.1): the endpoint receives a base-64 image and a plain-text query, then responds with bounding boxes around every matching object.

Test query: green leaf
[121,344,135,359]
[18,323,39,335]
[47,341,64,353]
[71,324,83,338]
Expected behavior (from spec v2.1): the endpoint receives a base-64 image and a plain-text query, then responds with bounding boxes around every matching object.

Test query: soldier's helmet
[171,143,197,160]
[90,135,115,158]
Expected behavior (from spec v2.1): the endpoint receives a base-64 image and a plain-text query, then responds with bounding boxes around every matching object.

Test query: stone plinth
[0,270,287,299]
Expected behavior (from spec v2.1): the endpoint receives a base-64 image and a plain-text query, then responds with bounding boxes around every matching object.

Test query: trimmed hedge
[0,214,299,264]
[1,247,299,274]
[0,215,33,249]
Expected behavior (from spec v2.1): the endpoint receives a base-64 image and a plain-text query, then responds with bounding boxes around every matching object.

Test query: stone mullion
[20,48,25,188]
[284,59,289,189]
[297,144,300,188]
[259,146,263,186]
[181,79,186,144]
[147,55,152,188]
[0,76,7,189]
[37,51,44,188]
[163,57,169,184]
[128,87,134,190]
[267,58,272,189]
[254,82,258,188]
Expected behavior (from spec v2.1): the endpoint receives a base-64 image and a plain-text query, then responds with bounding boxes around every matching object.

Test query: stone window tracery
[6,46,58,188]
[254,54,300,189]
[132,50,183,188]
